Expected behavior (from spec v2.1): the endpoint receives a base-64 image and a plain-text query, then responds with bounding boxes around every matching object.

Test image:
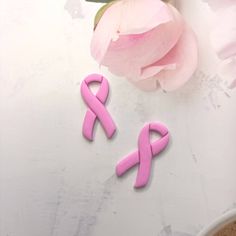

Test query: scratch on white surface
[158,225,193,236]
[184,110,198,165]
[64,0,83,19]
[199,175,210,219]
[192,154,198,164]
[0,59,51,99]
[73,175,116,236]
[134,98,147,122]
[176,70,231,110]
[195,70,231,110]
[159,191,167,228]
[159,225,172,236]
[50,168,67,236]
[185,130,198,165]
[48,174,116,236]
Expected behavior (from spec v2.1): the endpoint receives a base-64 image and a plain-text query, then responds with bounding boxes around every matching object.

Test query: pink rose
[204,0,236,87]
[204,0,235,11]
[204,0,236,60]
[91,0,198,91]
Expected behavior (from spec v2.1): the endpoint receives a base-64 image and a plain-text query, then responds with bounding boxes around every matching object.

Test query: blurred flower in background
[204,0,236,87]
[90,0,198,91]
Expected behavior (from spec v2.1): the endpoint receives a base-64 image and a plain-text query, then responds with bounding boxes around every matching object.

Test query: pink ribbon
[81,74,116,141]
[116,122,169,188]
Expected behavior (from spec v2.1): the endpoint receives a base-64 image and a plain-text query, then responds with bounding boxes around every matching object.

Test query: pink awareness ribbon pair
[81,74,116,141]
[116,123,169,188]
[81,74,170,188]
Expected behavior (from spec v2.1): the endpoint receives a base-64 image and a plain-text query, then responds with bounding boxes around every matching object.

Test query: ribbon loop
[116,122,169,188]
[81,74,116,141]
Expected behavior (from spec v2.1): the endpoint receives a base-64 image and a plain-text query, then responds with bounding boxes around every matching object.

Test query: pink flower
[91,0,198,91]
[204,0,235,11]
[204,0,236,86]
[205,0,236,60]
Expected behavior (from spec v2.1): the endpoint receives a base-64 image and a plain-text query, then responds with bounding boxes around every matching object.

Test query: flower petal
[101,4,184,79]
[118,0,172,35]
[90,2,121,63]
[91,0,175,63]
[131,77,160,91]
[211,5,236,60]
[135,24,198,91]
[204,0,235,10]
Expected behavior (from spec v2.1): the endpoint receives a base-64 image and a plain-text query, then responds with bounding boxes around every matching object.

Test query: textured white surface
[0,0,236,236]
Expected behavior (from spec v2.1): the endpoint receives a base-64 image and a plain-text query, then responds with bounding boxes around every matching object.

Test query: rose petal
[211,5,236,60]
[101,4,184,79]
[90,2,121,63]
[140,63,176,80]
[118,0,172,35]
[91,0,174,63]
[204,0,235,10]
[135,24,198,91]
[131,77,160,91]
[223,58,236,89]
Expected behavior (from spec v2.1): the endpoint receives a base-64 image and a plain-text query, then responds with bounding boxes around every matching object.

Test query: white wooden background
[1,0,236,235]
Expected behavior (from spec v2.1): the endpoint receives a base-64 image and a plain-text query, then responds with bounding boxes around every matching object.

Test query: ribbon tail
[135,143,152,188]
[116,151,139,176]
[100,112,117,139]
[82,109,97,141]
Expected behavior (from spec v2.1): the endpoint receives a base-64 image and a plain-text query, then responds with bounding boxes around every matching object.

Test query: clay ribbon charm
[116,123,169,188]
[81,74,116,141]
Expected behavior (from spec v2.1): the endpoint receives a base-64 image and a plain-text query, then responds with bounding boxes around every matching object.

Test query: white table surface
[1,0,236,236]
